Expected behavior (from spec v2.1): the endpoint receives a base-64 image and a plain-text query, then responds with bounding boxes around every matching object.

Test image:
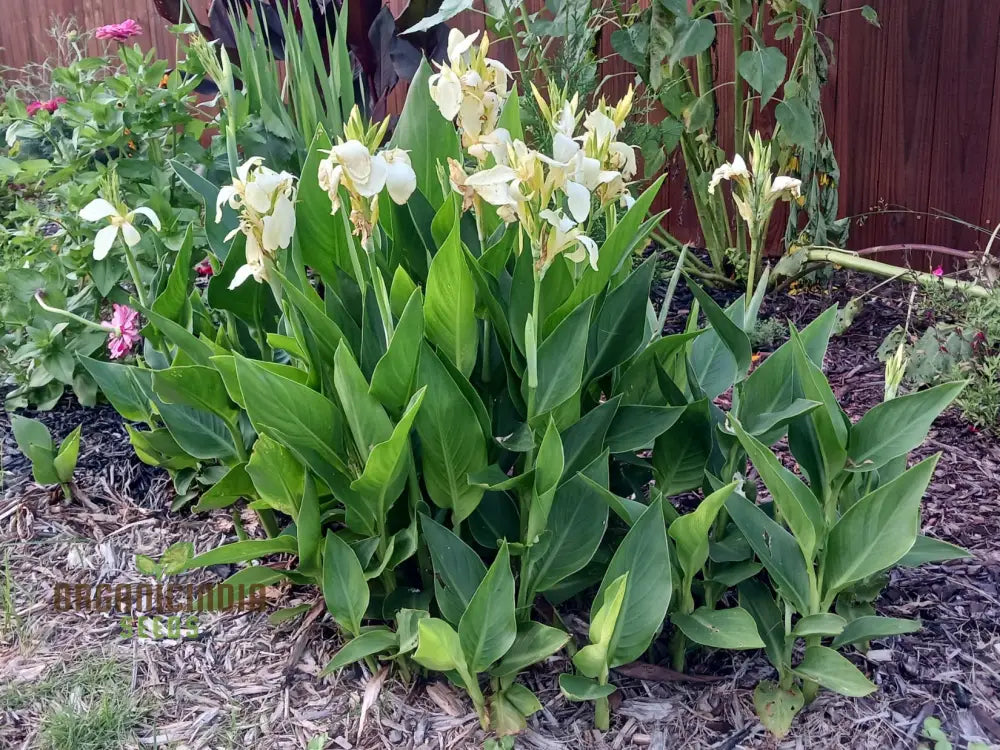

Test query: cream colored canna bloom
[317,108,417,243]
[217,157,297,288]
[428,30,511,161]
[708,154,750,195]
[538,209,599,273]
[769,175,803,201]
[79,198,160,260]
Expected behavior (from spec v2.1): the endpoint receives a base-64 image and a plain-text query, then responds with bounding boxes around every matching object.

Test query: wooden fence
[3,0,1000,262]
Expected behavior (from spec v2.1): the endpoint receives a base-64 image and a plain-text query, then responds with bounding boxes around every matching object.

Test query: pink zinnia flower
[102,304,141,359]
[95,19,143,42]
[26,98,65,116]
[195,259,214,277]
[932,265,944,277]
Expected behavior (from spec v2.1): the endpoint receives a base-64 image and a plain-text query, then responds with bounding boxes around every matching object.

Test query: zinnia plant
[94,19,143,42]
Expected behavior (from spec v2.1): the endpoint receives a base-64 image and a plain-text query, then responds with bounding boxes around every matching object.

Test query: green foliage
[610,0,851,286]
[10,416,80,500]
[15,26,965,744]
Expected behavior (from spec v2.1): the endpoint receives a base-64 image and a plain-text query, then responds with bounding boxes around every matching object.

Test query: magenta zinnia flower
[26,98,65,116]
[932,265,944,277]
[102,304,141,359]
[195,259,214,277]
[95,19,143,41]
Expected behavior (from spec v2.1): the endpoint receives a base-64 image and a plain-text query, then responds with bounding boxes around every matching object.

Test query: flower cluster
[707,145,803,229]
[317,107,416,244]
[95,19,143,42]
[27,97,67,117]
[429,30,512,162]
[216,158,297,288]
[439,80,639,277]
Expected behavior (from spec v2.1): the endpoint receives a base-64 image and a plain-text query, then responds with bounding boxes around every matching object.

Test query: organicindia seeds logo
[51,581,269,641]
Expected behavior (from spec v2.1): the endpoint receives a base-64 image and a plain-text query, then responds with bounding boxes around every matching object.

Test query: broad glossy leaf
[334,341,392,462]
[526,418,564,544]
[235,355,350,481]
[151,226,194,325]
[652,399,713,495]
[53,425,81,483]
[420,514,487,625]
[320,628,398,675]
[739,579,785,671]
[459,542,517,671]
[424,221,477,378]
[792,613,847,637]
[669,481,739,587]
[193,463,255,512]
[794,646,876,697]
[729,417,823,559]
[593,499,671,668]
[737,46,787,105]
[492,622,570,678]
[672,606,766,649]
[370,289,424,411]
[830,616,921,649]
[79,356,152,423]
[245,434,304,517]
[688,279,752,397]
[529,297,595,418]
[606,404,685,453]
[413,617,464,673]
[389,60,461,208]
[574,573,628,679]
[559,674,617,701]
[414,344,487,521]
[897,535,971,567]
[726,494,811,612]
[153,365,239,424]
[585,256,656,382]
[846,383,964,471]
[351,388,425,525]
[297,476,322,577]
[322,530,369,635]
[822,455,938,597]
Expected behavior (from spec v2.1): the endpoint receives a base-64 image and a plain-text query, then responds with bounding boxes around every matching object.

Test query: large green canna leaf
[574,573,628,679]
[390,60,461,209]
[351,388,425,528]
[420,514,487,625]
[320,628,398,675]
[793,645,875,697]
[525,453,610,595]
[459,542,517,671]
[526,418,564,545]
[413,617,465,673]
[615,330,702,405]
[151,226,194,326]
[846,382,965,471]
[739,579,785,671]
[152,365,239,425]
[821,455,939,598]
[333,341,393,463]
[234,355,351,481]
[687,279,752,398]
[370,289,424,412]
[606,404,686,454]
[297,475,322,577]
[491,622,570,678]
[672,606,766,649]
[79,357,153,423]
[897,535,971,567]
[726,493,811,613]
[53,426,81,484]
[185,537,299,569]
[322,530,369,636]
[170,159,236,260]
[193,463,255,512]
[652,399,713,496]
[592,498,672,668]
[210,355,308,410]
[669,481,739,599]
[729,417,824,560]
[413,344,487,521]
[829,616,921,649]
[528,297,595,419]
[424,221,478,378]
[585,256,657,382]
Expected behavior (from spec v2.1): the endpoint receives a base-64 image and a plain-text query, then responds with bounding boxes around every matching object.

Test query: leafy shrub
[11,19,965,743]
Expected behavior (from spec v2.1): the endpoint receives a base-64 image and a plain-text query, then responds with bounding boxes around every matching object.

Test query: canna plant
[11,416,81,501]
[65,22,971,742]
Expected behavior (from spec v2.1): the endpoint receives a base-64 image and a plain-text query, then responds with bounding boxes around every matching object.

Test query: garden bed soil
[1,271,999,749]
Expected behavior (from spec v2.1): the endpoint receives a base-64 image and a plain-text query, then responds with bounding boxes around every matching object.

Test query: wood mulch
[1,271,998,749]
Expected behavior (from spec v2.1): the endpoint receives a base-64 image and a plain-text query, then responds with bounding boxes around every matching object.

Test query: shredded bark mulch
[1,271,998,749]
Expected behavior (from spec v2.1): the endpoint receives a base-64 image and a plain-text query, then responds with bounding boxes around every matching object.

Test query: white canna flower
[79,198,160,260]
[539,209,599,272]
[769,175,803,201]
[427,30,511,162]
[382,148,417,205]
[218,157,298,289]
[465,164,518,209]
[708,154,750,195]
